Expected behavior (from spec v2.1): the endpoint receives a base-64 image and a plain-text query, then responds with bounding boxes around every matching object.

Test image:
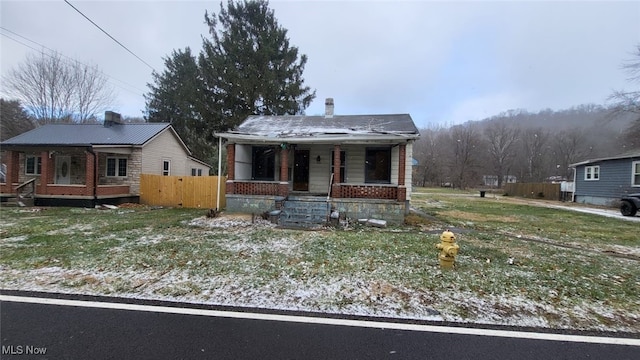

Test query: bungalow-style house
[215,98,420,225]
[1,112,210,207]
[570,150,640,206]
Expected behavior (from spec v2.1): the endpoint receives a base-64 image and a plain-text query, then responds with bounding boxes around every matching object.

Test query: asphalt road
[1,293,638,360]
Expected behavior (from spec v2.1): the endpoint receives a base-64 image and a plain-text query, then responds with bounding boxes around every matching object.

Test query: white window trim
[106,157,127,177]
[162,160,171,176]
[25,155,42,175]
[632,161,640,187]
[584,165,599,181]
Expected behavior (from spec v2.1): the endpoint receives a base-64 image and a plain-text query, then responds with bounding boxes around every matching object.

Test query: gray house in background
[570,151,640,206]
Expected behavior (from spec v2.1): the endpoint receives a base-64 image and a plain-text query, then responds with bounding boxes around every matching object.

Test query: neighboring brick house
[215,98,420,225]
[570,150,640,206]
[1,112,210,207]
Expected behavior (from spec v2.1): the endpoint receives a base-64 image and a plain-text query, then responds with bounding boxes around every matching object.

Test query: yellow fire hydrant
[436,229,459,269]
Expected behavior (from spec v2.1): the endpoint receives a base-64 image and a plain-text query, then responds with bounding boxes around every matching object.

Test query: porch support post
[278,145,289,197]
[40,151,53,194]
[85,151,95,196]
[226,143,235,194]
[397,143,407,202]
[331,144,341,198]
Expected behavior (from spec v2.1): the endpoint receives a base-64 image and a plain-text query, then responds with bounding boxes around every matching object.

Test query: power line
[0,27,147,96]
[63,0,157,73]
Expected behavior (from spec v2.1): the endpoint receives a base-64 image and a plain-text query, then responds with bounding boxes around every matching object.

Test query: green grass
[1,198,639,332]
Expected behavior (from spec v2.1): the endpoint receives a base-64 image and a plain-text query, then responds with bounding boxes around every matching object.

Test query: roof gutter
[213,133,419,144]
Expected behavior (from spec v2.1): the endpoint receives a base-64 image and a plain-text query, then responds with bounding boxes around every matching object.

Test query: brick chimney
[104,111,123,127]
[324,98,334,118]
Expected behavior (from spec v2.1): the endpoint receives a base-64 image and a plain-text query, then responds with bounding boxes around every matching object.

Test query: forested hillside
[413,105,638,189]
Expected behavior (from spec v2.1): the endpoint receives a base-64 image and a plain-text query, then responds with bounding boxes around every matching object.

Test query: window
[106,157,127,177]
[25,156,42,175]
[365,147,391,183]
[163,160,171,176]
[252,146,275,180]
[331,150,346,183]
[633,161,640,186]
[198,169,203,176]
[584,165,599,181]
[191,168,203,176]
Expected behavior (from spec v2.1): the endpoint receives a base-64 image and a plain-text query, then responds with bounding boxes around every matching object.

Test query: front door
[293,150,309,191]
[55,156,71,184]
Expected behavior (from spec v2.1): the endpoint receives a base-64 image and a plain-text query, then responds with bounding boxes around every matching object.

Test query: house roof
[1,123,173,147]
[570,150,640,167]
[215,114,420,144]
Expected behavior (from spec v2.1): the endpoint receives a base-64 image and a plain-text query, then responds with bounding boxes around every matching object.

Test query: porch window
[25,155,42,175]
[331,150,346,183]
[163,160,171,176]
[252,146,275,181]
[584,165,599,181]
[365,147,391,183]
[633,161,639,186]
[106,157,127,177]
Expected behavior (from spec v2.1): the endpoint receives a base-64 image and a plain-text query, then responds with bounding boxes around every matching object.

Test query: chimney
[104,111,122,127]
[324,98,334,118]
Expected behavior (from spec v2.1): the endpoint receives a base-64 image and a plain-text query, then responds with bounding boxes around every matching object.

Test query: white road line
[2,294,639,347]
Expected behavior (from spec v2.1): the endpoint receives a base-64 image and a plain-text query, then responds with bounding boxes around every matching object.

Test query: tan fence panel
[140,174,226,209]
[504,183,560,201]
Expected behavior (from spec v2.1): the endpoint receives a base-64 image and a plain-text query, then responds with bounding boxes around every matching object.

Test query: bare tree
[413,127,448,187]
[447,124,483,189]
[609,44,640,149]
[484,122,520,187]
[71,61,115,123]
[517,128,550,182]
[552,128,594,180]
[2,52,114,124]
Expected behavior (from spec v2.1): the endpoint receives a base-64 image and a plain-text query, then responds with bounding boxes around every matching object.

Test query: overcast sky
[1,0,639,128]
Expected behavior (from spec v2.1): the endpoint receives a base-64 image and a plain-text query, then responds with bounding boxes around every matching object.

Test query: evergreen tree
[199,0,316,130]
[145,48,213,162]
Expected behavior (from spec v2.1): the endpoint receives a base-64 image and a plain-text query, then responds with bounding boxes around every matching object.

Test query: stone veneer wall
[330,198,406,224]
[97,150,142,195]
[225,194,407,225]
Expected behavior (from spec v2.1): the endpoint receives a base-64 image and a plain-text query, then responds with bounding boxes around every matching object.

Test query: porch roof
[215,114,420,144]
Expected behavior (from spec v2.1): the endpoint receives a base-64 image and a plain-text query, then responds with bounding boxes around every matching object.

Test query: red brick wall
[97,185,130,196]
[232,181,279,195]
[226,143,235,181]
[339,185,398,199]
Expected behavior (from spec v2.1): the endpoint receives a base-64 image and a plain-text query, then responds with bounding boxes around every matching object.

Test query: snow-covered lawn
[1,207,638,334]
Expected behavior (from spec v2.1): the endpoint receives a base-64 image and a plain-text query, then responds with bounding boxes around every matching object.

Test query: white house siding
[141,129,193,176]
[185,158,209,176]
[235,144,252,180]
[405,143,413,201]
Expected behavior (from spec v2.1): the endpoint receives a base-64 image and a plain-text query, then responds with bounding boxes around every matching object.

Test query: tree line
[412,106,638,189]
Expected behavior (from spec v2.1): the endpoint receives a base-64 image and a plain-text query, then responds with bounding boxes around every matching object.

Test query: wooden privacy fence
[504,183,561,201]
[140,174,226,209]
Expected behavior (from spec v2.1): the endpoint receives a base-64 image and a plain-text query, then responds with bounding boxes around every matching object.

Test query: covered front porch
[223,141,410,224]
[1,148,137,207]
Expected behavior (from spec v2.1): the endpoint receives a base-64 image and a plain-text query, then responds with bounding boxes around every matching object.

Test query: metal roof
[1,123,171,147]
[569,150,640,167]
[216,114,420,143]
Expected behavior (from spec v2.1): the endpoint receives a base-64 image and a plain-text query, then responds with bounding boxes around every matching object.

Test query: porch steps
[279,197,330,228]
[0,195,34,207]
